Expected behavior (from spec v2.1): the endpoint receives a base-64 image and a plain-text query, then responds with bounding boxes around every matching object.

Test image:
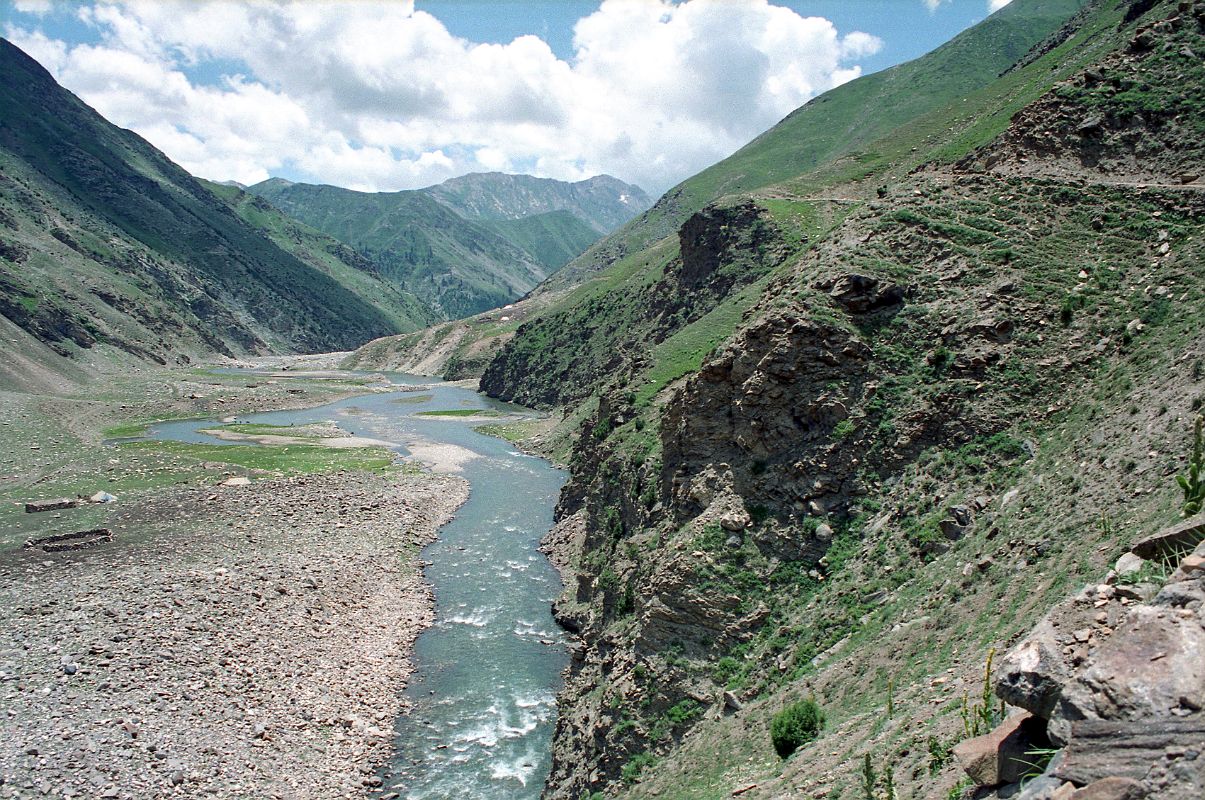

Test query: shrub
[1178,415,1205,517]
[621,752,657,784]
[770,698,825,758]
[832,419,856,440]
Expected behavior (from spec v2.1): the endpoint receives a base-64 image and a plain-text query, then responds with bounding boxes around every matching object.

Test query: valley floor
[0,359,468,799]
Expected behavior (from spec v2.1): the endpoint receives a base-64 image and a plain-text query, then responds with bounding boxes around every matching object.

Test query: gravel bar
[0,469,468,799]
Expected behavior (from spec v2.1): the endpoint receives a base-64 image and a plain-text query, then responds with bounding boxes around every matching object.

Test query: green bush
[770,698,825,758]
[621,752,657,784]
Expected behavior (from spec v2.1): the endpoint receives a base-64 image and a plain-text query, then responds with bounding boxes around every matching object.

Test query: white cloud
[12,0,52,15]
[4,0,883,194]
[989,0,1014,11]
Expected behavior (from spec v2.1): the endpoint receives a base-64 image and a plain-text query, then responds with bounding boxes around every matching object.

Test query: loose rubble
[0,470,467,799]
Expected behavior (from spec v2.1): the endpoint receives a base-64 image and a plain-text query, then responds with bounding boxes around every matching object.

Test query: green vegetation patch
[390,394,435,404]
[770,699,826,758]
[414,408,500,418]
[119,440,395,475]
[216,422,317,437]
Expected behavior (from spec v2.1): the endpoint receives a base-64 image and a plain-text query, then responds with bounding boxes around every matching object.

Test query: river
[147,372,568,799]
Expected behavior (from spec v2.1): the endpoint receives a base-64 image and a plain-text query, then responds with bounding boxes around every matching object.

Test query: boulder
[1112,553,1146,579]
[820,273,905,314]
[996,584,1132,723]
[997,618,1079,720]
[1048,604,1205,745]
[953,712,1046,786]
[1016,776,1076,800]
[1129,514,1205,561]
[720,510,750,532]
[1070,777,1145,800]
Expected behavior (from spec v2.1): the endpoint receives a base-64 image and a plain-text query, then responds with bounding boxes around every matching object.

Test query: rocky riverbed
[0,469,467,799]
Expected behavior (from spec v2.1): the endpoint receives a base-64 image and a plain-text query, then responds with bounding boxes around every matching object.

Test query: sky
[2,0,1015,195]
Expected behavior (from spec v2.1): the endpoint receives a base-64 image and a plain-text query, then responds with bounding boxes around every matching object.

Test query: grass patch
[118,440,395,475]
[414,408,499,418]
[390,394,435,404]
[215,423,318,437]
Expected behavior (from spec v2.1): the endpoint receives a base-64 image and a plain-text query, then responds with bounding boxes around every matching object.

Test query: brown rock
[1129,514,1205,561]
[953,712,1044,786]
[1049,605,1205,744]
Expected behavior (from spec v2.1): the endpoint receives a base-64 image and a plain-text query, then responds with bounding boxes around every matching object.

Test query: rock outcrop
[964,523,1205,799]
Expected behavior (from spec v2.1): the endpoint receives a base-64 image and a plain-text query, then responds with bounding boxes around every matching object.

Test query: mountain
[482,210,602,273]
[198,179,438,333]
[0,38,419,384]
[424,172,651,234]
[247,172,651,319]
[247,179,550,318]
[354,1,1205,797]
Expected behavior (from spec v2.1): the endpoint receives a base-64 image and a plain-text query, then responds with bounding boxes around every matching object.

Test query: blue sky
[2,1,1012,193]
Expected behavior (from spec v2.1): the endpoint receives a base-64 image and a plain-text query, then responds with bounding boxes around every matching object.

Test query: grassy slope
[0,39,401,356]
[200,179,437,333]
[542,0,1088,293]
[484,210,602,272]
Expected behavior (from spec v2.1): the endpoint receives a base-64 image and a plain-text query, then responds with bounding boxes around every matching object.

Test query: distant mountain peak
[425,171,652,234]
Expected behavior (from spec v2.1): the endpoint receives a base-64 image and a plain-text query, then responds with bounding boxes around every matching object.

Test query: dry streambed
[0,469,467,799]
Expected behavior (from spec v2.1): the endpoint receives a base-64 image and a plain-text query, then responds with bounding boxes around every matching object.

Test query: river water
[147,373,568,799]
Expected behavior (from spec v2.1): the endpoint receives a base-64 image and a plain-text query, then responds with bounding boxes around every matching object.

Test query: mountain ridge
[247,171,650,319]
[0,37,427,385]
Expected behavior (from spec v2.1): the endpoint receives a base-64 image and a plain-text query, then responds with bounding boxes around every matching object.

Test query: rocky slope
[0,39,416,378]
[451,1,1205,798]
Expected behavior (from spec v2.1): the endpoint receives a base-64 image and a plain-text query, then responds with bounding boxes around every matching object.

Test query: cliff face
[479,200,790,410]
[481,3,1205,798]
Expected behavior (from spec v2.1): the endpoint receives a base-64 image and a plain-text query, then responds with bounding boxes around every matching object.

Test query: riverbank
[0,361,469,799]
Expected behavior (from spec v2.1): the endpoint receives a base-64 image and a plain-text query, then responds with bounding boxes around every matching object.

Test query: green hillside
[543,0,1087,292]
[249,179,555,318]
[200,179,438,332]
[484,210,601,272]
[0,38,407,369]
[425,172,652,233]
